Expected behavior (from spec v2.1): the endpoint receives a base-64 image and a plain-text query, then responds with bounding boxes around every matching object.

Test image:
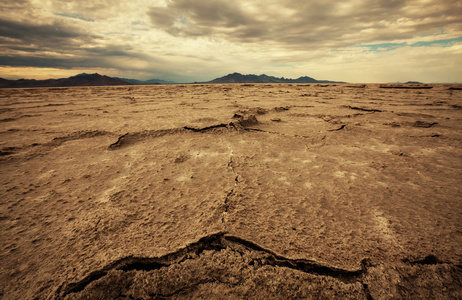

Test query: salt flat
[1,83,461,299]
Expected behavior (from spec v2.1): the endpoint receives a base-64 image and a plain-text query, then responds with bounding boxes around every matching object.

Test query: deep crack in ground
[58,232,371,298]
[57,232,461,299]
[222,150,239,229]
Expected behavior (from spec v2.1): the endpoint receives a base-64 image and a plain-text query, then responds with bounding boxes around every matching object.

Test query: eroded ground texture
[1,83,461,299]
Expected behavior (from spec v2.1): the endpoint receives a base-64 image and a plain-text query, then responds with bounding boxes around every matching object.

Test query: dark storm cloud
[0,47,148,70]
[0,18,98,50]
[0,48,163,72]
[0,16,141,71]
[149,0,260,37]
[81,45,137,56]
[149,0,462,48]
[152,0,253,28]
[0,0,147,71]
[0,55,96,69]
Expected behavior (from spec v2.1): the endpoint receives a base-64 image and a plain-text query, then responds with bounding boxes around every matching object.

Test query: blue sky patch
[358,42,406,52]
[55,13,95,22]
[359,36,462,52]
[410,36,462,47]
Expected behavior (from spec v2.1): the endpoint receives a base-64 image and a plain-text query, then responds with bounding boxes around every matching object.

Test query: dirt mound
[236,114,259,127]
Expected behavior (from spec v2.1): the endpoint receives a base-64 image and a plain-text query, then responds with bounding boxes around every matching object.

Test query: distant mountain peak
[0,74,177,88]
[119,77,176,85]
[71,73,101,78]
[205,73,344,84]
[0,73,132,88]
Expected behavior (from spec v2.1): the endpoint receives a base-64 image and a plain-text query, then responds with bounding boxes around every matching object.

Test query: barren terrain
[1,83,461,299]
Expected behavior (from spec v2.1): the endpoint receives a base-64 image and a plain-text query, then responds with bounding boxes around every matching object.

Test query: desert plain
[0,83,461,299]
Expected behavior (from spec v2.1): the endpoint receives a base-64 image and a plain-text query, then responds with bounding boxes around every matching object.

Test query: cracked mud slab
[1,83,461,299]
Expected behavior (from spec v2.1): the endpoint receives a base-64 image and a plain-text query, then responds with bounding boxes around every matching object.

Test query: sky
[0,0,461,83]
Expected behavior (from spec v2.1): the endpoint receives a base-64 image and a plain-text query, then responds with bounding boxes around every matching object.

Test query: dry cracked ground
[0,83,461,299]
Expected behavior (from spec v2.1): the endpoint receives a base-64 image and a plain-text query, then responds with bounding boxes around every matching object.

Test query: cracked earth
[1,83,461,299]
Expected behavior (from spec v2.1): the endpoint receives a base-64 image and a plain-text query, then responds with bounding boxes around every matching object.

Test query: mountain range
[204,73,345,84]
[0,73,177,88]
[0,73,133,88]
[0,72,345,88]
[119,78,176,85]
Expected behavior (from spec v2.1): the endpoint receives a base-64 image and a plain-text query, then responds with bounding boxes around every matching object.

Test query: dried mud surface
[1,83,461,299]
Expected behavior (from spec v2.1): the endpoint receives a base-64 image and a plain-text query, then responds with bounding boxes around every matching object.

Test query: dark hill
[120,78,176,85]
[62,73,133,86]
[0,73,133,88]
[205,73,345,84]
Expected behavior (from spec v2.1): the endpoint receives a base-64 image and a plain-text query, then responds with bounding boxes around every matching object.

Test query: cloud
[148,0,462,49]
[0,0,30,9]
[45,0,167,21]
[0,45,163,71]
[149,0,258,38]
[0,18,95,48]
[0,55,93,69]
[0,0,461,82]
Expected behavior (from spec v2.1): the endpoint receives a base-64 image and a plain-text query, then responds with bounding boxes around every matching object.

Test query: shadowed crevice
[58,232,227,296]
[59,232,372,297]
[345,106,382,113]
[58,229,460,299]
[413,121,438,128]
[243,127,314,139]
[51,237,462,299]
[379,85,433,89]
[106,113,330,151]
[108,128,184,149]
[221,175,238,228]
[108,115,260,150]
[183,123,230,132]
[362,283,374,300]
[328,124,347,131]
[223,235,369,284]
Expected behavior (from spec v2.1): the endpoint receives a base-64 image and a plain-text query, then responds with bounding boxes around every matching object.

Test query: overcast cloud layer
[0,0,461,82]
